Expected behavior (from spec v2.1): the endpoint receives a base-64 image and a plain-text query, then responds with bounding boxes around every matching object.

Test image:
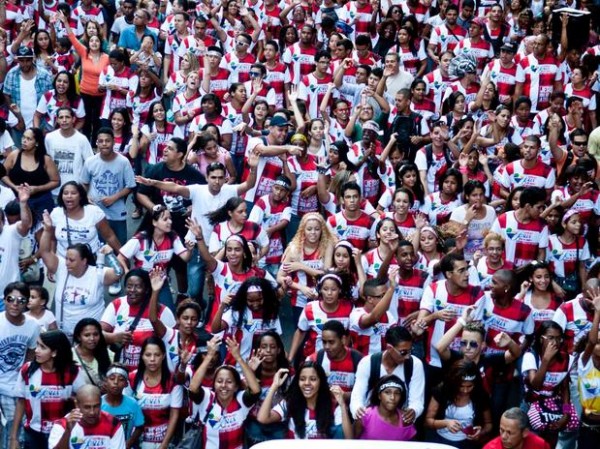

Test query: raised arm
[135,176,191,198]
[148,267,168,338]
[186,217,217,273]
[39,210,58,274]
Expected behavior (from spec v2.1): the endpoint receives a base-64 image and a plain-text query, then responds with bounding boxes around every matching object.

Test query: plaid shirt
[3,66,53,108]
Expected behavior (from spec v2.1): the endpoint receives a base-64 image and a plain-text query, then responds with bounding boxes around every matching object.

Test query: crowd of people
[0,0,600,448]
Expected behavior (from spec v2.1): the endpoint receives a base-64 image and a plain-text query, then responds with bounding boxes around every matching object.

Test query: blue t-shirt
[101,394,145,439]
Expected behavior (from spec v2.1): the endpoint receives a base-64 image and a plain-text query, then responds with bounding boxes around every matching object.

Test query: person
[72,318,111,389]
[33,71,86,133]
[257,362,353,439]
[100,269,175,371]
[118,7,158,53]
[424,359,493,448]
[80,127,136,246]
[350,326,425,424]
[39,211,122,337]
[482,407,550,449]
[517,261,561,331]
[188,336,262,449]
[101,363,144,448]
[472,233,513,291]
[354,374,417,440]
[1,282,40,449]
[48,384,126,449]
[44,107,94,196]
[25,286,56,332]
[11,330,86,449]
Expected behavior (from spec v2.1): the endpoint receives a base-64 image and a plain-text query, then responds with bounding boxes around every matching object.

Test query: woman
[373,20,398,58]
[127,68,162,128]
[207,197,269,260]
[333,240,366,301]
[469,79,499,126]
[39,212,122,338]
[447,117,478,156]
[277,213,336,324]
[517,261,562,331]
[476,105,523,159]
[172,71,203,138]
[396,26,427,78]
[441,92,467,131]
[416,121,454,196]
[187,217,277,327]
[188,132,237,182]
[32,30,54,72]
[547,210,590,299]
[11,330,85,449]
[72,318,111,388]
[415,226,445,275]
[473,232,513,291]
[140,101,176,165]
[257,363,352,439]
[118,205,191,311]
[3,128,59,225]
[130,337,183,449]
[522,321,578,447]
[379,162,425,214]
[164,50,198,96]
[34,71,86,132]
[99,49,138,124]
[79,20,109,53]
[457,149,493,197]
[212,277,281,362]
[147,268,202,375]
[245,331,291,446]
[449,180,497,261]
[422,168,463,226]
[425,359,493,448]
[306,118,329,165]
[245,100,270,136]
[58,11,109,142]
[355,375,417,441]
[188,335,261,449]
[278,25,298,52]
[287,272,354,362]
[385,188,417,240]
[130,34,162,76]
[49,181,121,258]
[101,269,176,371]
[189,93,233,150]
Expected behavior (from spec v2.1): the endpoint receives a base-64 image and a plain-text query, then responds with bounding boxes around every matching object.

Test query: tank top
[9,151,51,198]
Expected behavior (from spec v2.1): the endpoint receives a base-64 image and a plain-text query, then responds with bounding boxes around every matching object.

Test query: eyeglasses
[236,41,249,46]
[460,340,479,349]
[5,295,28,305]
[249,71,262,77]
[390,346,411,357]
[573,141,588,147]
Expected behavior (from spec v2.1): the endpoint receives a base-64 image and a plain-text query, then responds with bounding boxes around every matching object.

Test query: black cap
[16,46,34,58]
[500,42,517,54]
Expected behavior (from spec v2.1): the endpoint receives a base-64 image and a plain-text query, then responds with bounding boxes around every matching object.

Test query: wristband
[457,317,467,327]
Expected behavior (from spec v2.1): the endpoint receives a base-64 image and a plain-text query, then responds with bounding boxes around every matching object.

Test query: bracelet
[457,317,467,327]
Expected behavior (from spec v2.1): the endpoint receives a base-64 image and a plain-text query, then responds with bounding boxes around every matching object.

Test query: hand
[287,145,304,156]
[402,408,416,424]
[100,195,117,207]
[41,209,53,230]
[179,347,193,366]
[185,217,204,240]
[588,286,600,311]
[461,305,475,323]
[301,285,318,301]
[252,77,263,92]
[135,175,155,186]
[247,349,264,370]
[411,320,427,336]
[271,368,289,389]
[437,307,456,322]
[114,331,133,346]
[206,335,222,355]
[403,311,419,329]
[225,336,242,360]
[446,419,462,433]
[300,185,317,198]
[383,67,394,77]
[389,265,399,287]
[542,339,560,362]
[288,86,299,102]
[494,331,513,348]
[478,153,488,166]
[415,214,428,230]
[247,150,260,168]
[221,294,234,307]
[464,204,478,222]
[9,103,20,116]
[383,232,400,253]
[330,385,345,405]
[466,426,483,440]
[458,152,469,168]
[355,406,367,419]
[17,183,31,202]
[66,408,83,429]
[519,280,531,296]
[149,267,167,292]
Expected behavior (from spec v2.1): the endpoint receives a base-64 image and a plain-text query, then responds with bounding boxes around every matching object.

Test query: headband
[462,375,476,382]
[420,226,438,238]
[248,285,262,293]
[379,381,404,393]
[207,50,222,58]
[227,234,245,245]
[106,367,129,380]
[335,240,354,250]
[561,209,579,225]
[319,273,342,287]
[290,133,308,145]
[274,179,291,189]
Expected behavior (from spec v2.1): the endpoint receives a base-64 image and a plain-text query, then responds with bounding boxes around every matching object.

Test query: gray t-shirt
[80,153,136,221]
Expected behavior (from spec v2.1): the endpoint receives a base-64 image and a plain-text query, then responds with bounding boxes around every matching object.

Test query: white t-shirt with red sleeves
[499,159,556,191]
[482,60,518,105]
[98,66,138,120]
[515,54,562,112]
[272,401,343,439]
[455,38,493,74]
[546,234,590,278]
[248,194,292,265]
[298,72,333,119]
[349,307,394,356]
[119,233,187,272]
[48,411,126,449]
[297,300,354,358]
[222,308,282,362]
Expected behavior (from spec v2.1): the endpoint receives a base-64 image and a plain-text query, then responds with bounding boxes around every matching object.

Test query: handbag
[527,396,580,432]
[176,395,216,449]
[111,296,149,362]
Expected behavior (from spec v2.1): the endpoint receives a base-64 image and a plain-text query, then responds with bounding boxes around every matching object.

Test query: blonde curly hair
[287,213,338,259]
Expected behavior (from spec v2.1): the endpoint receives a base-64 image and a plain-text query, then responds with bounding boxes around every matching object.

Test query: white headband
[107,367,129,380]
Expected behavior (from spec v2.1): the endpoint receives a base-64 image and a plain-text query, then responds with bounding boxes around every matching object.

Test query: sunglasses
[236,41,249,46]
[249,71,262,77]
[460,340,479,349]
[391,346,411,357]
[5,295,28,305]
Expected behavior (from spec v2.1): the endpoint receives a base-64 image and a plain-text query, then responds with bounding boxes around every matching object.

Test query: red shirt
[483,434,550,449]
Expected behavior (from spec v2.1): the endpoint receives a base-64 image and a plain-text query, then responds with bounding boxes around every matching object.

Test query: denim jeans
[187,247,206,309]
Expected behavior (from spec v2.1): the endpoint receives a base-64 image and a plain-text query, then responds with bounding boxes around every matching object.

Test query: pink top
[195,148,232,178]
[360,406,417,441]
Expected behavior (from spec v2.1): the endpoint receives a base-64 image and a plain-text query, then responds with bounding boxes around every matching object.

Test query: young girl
[188,336,261,449]
[332,240,366,302]
[517,261,562,331]
[130,337,183,449]
[72,318,112,388]
[379,163,425,214]
[140,101,176,165]
[385,188,417,241]
[425,359,493,448]
[422,168,463,226]
[414,226,445,275]
[362,218,400,280]
[109,108,137,160]
[457,148,493,197]
[164,50,198,97]
[211,277,281,363]
[472,232,513,291]
[127,68,162,128]
[11,330,86,448]
[187,132,237,182]
[257,363,352,439]
[355,375,417,441]
[306,118,329,165]
[547,210,590,299]
[288,273,354,362]
[25,285,56,331]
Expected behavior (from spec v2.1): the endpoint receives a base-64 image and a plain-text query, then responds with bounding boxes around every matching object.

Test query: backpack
[425,143,452,169]
[366,351,414,393]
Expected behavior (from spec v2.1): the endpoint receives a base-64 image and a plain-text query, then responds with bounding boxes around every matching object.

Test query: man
[331,39,356,85]
[482,4,511,57]
[336,63,388,117]
[483,408,550,449]
[388,88,429,162]
[3,46,53,133]
[135,137,206,301]
[339,0,375,41]
[490,187,549,267]
[200,47,231,102]
[350,326,425,424]
[482,42,518,105]
[48,385,126,449]
[309,320,364,401]
[381,53,414,97]
[0,279,39,449]
[110,0,135,45]
[428,4,466,62]
[117,8,157,53]
[45,107,94,196]
[327,182,377,253]
[162,11,192,85]
[550,125,598,180]
[349,274,395,356]
[414,253,485,372]
[456,0,474,30]
[282,24,317,85]
[298,50,333,118]
[514,33,562,114]
[263,40,291,109]
[222,32,256,85]
[136,155,259,302]
[80,128,136,245]
[244,63,277,113]
[456,17,493,75]
[498,136,556,199]
[346,121,384,207]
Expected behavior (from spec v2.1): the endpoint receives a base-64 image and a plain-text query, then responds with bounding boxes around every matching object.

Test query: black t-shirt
[447,349,508,393]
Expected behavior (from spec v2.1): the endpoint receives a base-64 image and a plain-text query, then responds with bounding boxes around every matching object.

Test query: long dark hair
[24,128,47,164]
[145,100,167,128]
[109,107,133,155]
[33,30,54,56]
[223,234,253,271]
[206,197,245,226]
[252,331,289,379]
[54,71,79,104]
[134,204,178,248]
[230,277,279,328]
[73,318,111,377]
[28,330,76,386]
[532,320,564,358]
[133,336,170,393]
[395,162,425,203]
[286,361,332,439]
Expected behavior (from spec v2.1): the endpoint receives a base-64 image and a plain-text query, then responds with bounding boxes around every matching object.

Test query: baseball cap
[16,46,34,58]
[500,42,517,53]
[269,115,290,127]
